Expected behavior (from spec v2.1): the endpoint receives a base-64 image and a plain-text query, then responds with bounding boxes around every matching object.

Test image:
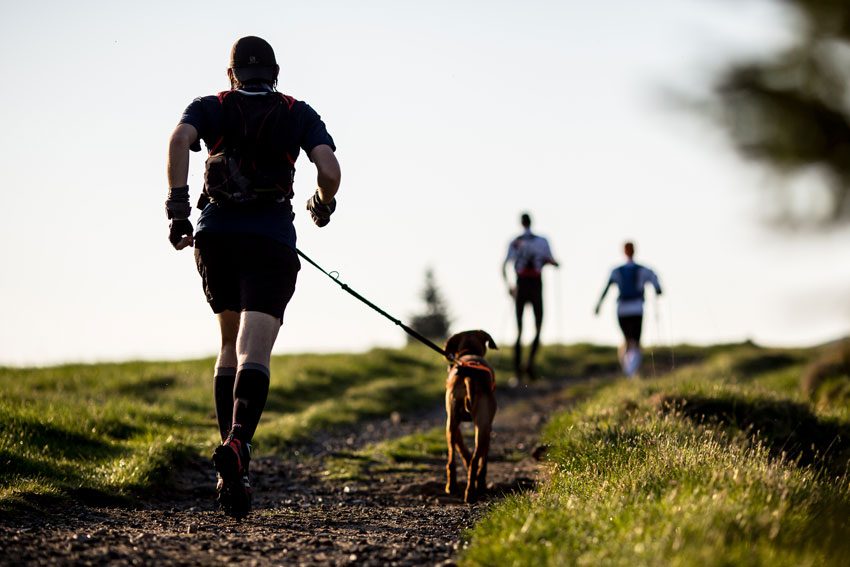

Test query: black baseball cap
[230,36,277,82]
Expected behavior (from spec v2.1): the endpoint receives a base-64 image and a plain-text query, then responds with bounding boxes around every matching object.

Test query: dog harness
[451,359,496,392]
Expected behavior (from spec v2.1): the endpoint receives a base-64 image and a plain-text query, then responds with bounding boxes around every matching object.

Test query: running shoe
[213,433,252,518]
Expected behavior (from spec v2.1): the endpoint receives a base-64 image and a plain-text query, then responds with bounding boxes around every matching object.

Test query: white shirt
[505,230,555,277]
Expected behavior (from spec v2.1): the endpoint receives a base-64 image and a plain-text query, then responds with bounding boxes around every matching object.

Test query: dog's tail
[464,375,476,414]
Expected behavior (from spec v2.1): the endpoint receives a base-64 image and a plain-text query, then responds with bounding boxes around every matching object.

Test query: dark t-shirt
[179,86,335,248]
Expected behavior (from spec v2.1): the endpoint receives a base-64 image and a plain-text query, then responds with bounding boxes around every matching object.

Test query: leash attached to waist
[296,247,450,360]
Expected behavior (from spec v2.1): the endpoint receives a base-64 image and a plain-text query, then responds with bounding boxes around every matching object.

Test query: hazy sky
[1,0,848,366]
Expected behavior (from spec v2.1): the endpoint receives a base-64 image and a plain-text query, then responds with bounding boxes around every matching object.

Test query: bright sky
[1,0,849,366]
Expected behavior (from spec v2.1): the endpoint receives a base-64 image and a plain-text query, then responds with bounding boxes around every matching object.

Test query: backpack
[514,233,540,274]
[203,90,297,206]
[617,263,644,301]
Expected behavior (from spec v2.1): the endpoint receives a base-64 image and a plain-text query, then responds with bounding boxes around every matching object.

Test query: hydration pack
[617,264,644,301]
[203,90,297,206]
[515,233,540,276]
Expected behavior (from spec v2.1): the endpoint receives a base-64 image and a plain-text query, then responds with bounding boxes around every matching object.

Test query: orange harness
[451,359,496,392]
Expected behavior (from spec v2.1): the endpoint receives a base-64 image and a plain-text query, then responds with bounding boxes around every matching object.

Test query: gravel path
[0,373,598,566]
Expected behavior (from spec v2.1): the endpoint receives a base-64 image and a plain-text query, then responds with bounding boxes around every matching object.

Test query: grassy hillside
[0,342,614,511]
[461,342,850,566]
[0,345,614,508]
[0,346,447,511]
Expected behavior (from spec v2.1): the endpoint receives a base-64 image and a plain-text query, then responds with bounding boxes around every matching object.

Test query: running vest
[514,233,548,277]
[203,90,297,206]
[617,263,644,301]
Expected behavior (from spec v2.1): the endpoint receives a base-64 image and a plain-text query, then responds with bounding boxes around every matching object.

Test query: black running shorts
[194,232,300,320]
[515,276,543,320]
[618,315,643,343]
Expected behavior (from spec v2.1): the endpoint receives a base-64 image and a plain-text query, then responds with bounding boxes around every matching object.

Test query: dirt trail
[0,373,598,566]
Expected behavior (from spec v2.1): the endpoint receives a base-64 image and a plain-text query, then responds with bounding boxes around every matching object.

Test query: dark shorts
[194,232,300,320]
[515,276,543,317]
[618,315,643,343]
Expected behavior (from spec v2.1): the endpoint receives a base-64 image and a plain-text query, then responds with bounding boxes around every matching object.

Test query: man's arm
[502,242,518,297]
[166,124,199,250]
[167,124,198,188]
[305,144,341,227]
[647,268,663,295]
[542,239,559,267]
[310,144,341,204]
[594,281,612,315]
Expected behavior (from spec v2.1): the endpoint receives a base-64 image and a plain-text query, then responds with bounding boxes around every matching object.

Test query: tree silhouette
[409,268,451,342]
[713,0,850,225]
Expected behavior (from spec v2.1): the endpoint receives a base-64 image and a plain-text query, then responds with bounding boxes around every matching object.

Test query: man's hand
[509,286,517,299]
[306,190,336,227]
[169,219,194,250]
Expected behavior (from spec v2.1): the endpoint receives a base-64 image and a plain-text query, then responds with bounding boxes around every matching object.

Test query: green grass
[0,341,617,512]
[460,344,850,566]
[324,426,448,481]
[0,345,455,511]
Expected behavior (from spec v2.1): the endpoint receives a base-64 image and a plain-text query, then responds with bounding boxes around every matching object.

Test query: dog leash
[295,247,451,360]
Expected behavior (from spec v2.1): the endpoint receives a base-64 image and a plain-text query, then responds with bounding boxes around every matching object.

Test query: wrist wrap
[166,185,191,219]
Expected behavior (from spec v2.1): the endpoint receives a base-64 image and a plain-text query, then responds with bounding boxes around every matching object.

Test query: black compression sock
[231,364,270,443]
[214,367,237,442]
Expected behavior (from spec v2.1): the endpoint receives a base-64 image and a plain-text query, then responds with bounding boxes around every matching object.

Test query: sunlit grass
[0,346,448,511]
[460,344,850,566]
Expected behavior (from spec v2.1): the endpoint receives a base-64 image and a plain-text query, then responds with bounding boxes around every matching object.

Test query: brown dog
[443,330,498,503]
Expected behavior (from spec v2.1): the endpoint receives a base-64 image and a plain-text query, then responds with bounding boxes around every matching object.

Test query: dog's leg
[465,430,481,504]
[465,393,495,504]
[474,424,491,498]
[455,434,471,470]
[445,415,457,495]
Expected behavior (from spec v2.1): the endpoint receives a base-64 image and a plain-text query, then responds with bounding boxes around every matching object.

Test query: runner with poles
[165,36,340,518]
[502,213,559,381]
[594,241,662,377]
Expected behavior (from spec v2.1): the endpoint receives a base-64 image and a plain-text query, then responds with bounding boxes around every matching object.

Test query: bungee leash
[295,248,450,360]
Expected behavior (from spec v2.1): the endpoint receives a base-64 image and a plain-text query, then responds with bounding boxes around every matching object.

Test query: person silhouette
[502,213,559,380]
[594,241,662,377]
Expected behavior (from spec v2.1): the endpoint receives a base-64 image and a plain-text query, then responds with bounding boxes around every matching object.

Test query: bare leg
[214,311,240,441]
[216,311,240,368]
[237,311,281,367]
[231,311,281,442]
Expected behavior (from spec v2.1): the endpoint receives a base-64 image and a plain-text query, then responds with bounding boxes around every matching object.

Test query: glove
[306,190,336,227]
[169,219,194,249]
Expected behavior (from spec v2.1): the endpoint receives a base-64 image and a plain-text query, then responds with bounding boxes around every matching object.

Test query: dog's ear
[475,330,497,350]
[444,333,463,360]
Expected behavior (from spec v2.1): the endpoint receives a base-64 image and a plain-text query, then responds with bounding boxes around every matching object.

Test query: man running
[502,213,559,381]
[165,36,340,518]
[594,241,662,377]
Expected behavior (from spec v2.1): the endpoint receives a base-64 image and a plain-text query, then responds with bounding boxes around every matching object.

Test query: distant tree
[712,0,850,225]
[409,268,451,342]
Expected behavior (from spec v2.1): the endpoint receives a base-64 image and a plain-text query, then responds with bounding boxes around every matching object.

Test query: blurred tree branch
[715,0,850,225]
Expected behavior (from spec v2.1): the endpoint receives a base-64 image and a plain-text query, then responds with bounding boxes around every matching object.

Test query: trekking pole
[650,293,661,377]
[554,267,563,345]
[665,294,676,369]
[295,248,450,360]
